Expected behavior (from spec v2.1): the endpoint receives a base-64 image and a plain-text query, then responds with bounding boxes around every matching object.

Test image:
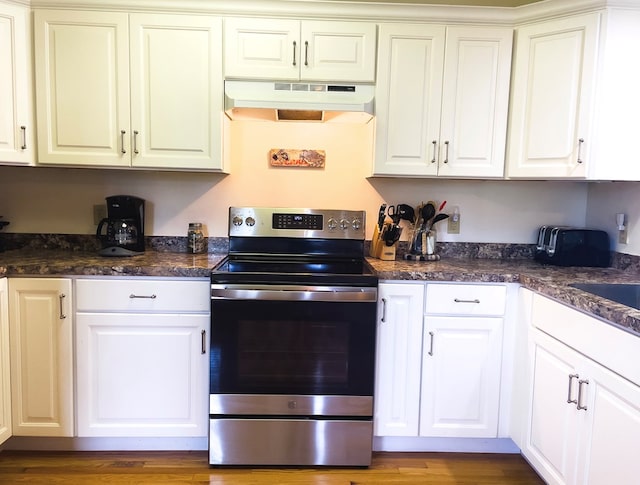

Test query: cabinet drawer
[76,279,210,313]
[425,284,506,316]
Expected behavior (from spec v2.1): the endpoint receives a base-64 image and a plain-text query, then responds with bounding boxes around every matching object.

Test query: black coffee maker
[96,195,145,256]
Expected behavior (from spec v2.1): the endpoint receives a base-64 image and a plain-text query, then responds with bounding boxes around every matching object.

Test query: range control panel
[229,207,365,240]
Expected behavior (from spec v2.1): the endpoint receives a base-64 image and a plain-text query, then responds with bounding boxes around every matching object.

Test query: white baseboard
[373,437,521,454]
[2,436,209,451]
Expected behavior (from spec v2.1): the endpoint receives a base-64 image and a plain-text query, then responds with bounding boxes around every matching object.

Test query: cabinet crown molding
[24,0,640,25]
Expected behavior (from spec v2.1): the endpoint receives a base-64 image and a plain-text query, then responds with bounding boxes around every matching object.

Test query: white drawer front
[425,283,506,316]
[76,279,210,313]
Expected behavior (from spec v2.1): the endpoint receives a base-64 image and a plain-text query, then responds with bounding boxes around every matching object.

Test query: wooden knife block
[370,225,397,260]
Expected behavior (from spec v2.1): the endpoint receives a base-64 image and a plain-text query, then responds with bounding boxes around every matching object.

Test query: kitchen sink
[569,283,640,311]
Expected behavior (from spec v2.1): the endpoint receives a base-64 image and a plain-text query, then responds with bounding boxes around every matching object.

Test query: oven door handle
[211,285,377,302]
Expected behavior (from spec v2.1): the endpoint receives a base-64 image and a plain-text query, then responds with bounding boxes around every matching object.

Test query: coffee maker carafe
[96,195,145,256]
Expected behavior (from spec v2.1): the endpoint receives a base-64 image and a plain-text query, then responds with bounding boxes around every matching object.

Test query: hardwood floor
[0,450,544,484]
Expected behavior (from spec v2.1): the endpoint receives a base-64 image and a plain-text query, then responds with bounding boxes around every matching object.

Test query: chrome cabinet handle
[120,130,126,154]
[292,41,297,67]
[577,379,589,410]
[577,138,584,164]
[380,298,387,323]
[567,374,579,404]
[20,126,27,150]
[59,293,66,319]
[129,293,157,299]
[431,140,437,163]
[304,40,309,66]
[201,329,206,354]
[427,331,434,356]
[454,298,480,304]
[133,130,139,154]
[443,140,450,164]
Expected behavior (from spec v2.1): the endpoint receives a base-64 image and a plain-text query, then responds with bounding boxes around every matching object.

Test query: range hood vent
[224,80,375,122]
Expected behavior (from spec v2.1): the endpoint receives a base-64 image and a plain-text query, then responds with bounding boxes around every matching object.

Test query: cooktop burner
[211,207,377,287]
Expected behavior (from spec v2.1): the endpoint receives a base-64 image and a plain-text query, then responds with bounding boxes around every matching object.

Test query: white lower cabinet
[75,278,209,438]
[374,282,424,436]
[524,294,640,485]
[375,282,506,441]
[8,278,74,437]
[0,278,11,444]
[421,284,505,438]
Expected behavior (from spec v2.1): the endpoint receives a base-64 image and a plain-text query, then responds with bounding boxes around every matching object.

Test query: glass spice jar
[187,222,206,254]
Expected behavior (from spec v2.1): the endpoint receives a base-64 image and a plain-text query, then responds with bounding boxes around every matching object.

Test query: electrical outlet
[93,204,107,225]
[619,228,629,244]
[448,214,460,234]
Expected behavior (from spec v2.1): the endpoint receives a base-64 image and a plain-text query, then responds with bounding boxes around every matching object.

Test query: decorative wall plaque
[269,149,326,168]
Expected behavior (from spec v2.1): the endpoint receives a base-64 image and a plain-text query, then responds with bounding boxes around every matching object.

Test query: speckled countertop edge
[367,257,640,337]
[0,250,639,337]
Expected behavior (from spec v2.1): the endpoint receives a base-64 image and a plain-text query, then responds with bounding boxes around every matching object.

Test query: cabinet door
[223,17,299,80]
[8,278,73,437]
[507,13,599,178]
[373,24,445,176]
[420,316,503,437]
[76,312,209,437]
[129,14,225,171]
[0,279,10,444]
[525,330,581,485]
[374,283,424,437]
[34,10,131,167]
[437,27,512,178]
[300,21,376,82]
[577,356,640,485]
[0,3,34,165]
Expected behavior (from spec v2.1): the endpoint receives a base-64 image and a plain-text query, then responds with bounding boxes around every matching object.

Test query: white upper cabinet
[224,17,377,82]
[507,8,640,180]
[35,10,131,168]
[507,13,598,179]
[0,2,35,165]
[129,14,224,170]
[34,10,226,171]
[373,24,512,178]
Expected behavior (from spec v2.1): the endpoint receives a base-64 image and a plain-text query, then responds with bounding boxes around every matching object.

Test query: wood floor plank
[0,450,544,484]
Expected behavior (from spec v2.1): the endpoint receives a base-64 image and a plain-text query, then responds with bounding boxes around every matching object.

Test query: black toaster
[535,226,610,267]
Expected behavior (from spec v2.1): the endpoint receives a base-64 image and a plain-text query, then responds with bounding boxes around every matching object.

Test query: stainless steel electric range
[209,207,378,467]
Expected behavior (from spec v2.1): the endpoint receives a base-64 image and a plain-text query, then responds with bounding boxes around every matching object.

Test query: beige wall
[0,119,589,244]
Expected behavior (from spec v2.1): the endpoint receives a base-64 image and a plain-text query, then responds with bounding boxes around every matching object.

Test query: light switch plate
[619,228,628,244]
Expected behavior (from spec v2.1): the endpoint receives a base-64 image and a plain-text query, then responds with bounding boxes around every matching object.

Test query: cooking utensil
[421,203,436,229]
[383,223,402,246]
[377,204,387,231]
[430,213,449,228]
[438,200,447,212]
[387,205,402,224]
[397,204,415,223]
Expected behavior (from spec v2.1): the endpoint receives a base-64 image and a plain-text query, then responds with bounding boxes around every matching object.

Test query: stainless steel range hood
[224,80,375,122]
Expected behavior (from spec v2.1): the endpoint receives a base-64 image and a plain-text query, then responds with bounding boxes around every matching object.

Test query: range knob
[339,219,350,230]
[245,216,256,227]
[327,218,338,230]
[232,216,243,226]
[352,218,362,230]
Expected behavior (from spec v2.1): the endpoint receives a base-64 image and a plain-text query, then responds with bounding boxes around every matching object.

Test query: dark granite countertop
[0,249,225,278]
[367,257,640,337]
[0,249,639,337]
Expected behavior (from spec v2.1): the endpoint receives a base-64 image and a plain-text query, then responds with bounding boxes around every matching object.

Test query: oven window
[210,299,376,396]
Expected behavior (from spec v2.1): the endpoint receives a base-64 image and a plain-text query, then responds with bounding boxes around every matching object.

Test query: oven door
[210,284,377,400]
